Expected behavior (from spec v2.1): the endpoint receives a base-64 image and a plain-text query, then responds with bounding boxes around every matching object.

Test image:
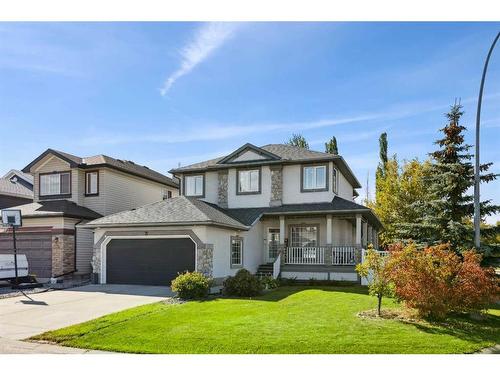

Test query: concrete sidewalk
[0,337,107,354]
[0,284,172,353]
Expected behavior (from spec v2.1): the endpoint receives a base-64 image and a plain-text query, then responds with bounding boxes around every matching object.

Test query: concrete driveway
[0,284,172,343]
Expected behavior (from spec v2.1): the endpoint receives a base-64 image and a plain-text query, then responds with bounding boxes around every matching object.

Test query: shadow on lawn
[212,285,370,303]
[401,312,500,345]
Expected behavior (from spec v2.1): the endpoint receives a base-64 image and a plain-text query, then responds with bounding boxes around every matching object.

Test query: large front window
[290,225,318,247]
[237,169,260,194]
[185,175,204,197]
[40,172,71,196]
[302,165,327,191]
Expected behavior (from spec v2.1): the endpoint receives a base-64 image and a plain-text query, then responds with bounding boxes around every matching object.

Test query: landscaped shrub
[387,243,499,319]
[223,269,263,297]
[171,271,211,300]
[260,275,280,290]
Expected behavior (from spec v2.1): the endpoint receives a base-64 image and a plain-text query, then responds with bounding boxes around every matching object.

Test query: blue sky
[0,22,499,222]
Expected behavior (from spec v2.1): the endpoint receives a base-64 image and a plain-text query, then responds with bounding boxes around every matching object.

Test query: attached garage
[105,238,196,286]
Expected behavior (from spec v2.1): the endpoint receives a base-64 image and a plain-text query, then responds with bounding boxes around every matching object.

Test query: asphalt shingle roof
[5,200,102,220]
[86,196,381,229]
[171,144,337,172]
[23,149,178,188]
[221,196,381,228]
[169,143,361,189]
[86,196,247,229]
[0,178,34,199]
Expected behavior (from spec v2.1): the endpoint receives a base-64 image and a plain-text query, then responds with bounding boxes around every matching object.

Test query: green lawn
[32,286,500,354]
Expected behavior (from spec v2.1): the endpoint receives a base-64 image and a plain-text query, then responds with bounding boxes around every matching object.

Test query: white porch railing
[285,247,326,265]
[331,246,358,265]
[272,253,281,279]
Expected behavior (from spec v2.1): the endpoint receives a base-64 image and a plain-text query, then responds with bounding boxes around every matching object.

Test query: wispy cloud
[160,22,239,95]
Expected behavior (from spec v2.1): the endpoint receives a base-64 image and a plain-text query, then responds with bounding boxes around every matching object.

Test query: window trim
[236,167,262,195]
[230,236,244,268]
[300,163,329,192]
[332,167,338,194]
[85,170,99,196]
[39,171,72,198]
[183,173,205,198]
[288,224,320,247]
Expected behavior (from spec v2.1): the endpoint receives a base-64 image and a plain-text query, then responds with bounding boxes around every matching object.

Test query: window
[302,165,327,191]
[237,169,260,194]
[290,226,318,247]
[184,175,204,197]
[40,172,71,196]
[332,167,338,194]
[230,237,243,267]
[85,171,99,195]
[167,190,172,199]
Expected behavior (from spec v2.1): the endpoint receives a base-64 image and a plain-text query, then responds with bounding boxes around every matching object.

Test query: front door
[267,228,280,263]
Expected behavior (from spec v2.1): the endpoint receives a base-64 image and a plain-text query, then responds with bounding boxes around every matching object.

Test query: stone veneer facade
[217,170,228,208]
[270,165,283,206]
[196,244,214,277]
[51,234,75,277]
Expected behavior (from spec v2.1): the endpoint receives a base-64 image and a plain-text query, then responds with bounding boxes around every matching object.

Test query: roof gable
[22,149,80,173]
[217,143,281,165]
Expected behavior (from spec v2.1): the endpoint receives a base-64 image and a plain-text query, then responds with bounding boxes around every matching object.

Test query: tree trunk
[377,294,382,316]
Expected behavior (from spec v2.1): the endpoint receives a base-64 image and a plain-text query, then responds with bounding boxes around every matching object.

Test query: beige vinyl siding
[99,168,169,216]
[76,224,94,274]
[82,169,105,214]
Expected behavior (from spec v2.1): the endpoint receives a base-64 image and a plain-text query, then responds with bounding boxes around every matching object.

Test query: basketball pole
[13,224,18,286]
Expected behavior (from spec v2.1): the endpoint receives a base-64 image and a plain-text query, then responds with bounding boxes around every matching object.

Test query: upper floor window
[40,172,71,197]
[85,171,99,196]
[302,165,327,191]
[184,175,204,197]
[332,167,338,194]
[237,168,260,194]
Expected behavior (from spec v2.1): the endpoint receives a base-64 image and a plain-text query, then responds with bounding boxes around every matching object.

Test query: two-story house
[0,149,179,281]
[85,143,381,286]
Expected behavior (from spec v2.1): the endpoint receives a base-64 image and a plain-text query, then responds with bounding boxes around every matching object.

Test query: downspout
[73,219,83,274]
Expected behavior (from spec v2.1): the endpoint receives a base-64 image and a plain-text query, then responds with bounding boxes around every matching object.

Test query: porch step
[255,263,274,278]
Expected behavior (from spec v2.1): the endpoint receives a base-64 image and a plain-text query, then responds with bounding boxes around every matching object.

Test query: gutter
[81,220,250,231]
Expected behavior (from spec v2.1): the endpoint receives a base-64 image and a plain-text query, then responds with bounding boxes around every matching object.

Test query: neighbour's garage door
[106,238,195,286]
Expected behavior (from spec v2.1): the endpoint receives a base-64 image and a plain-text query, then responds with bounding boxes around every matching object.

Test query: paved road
[0,284,172,353]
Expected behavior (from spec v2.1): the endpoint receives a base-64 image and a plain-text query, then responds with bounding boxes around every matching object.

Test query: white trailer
[0,254,29,280]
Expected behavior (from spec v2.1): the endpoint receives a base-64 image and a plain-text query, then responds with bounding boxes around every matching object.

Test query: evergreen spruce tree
[406,104,499,251]
[376,133,388,183]
[325,136,339,155]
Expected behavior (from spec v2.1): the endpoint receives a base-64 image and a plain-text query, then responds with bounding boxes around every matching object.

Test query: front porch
[258,211,381,281]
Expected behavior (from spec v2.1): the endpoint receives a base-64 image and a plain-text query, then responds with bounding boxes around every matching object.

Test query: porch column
[355,214,362,247]
[325,214,333,265]
[279,215,285,245]
[326,214,333,245]
[279,215,286,265]
[362,221,368,247]
[367,224,372,246]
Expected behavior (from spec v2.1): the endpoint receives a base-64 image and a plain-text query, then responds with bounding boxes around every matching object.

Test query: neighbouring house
[0,149,179,281]
[0,169,34,209]
[85,143,382,286]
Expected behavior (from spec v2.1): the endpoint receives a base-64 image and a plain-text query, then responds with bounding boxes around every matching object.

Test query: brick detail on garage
[197,244,214,277]
[51,234,75,277]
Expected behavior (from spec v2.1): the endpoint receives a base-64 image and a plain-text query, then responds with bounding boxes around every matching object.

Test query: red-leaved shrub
[387,243,499,319]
